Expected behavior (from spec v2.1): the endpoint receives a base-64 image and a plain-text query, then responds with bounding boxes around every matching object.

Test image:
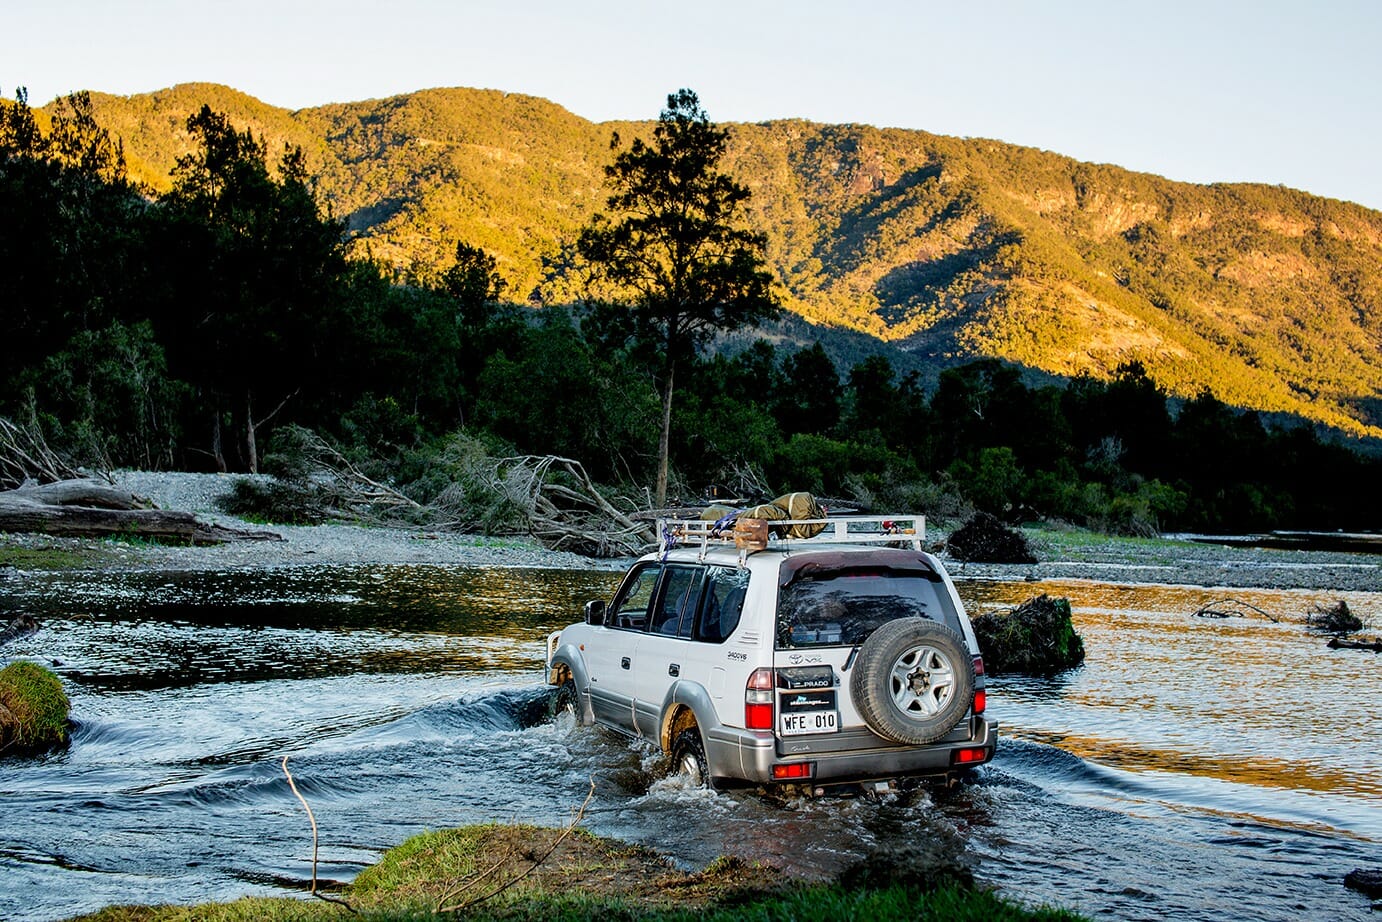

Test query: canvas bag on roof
[739,492,826,539]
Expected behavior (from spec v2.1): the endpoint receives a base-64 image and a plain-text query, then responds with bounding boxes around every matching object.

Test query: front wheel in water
[669,728,709,788]
[550,680,579,723]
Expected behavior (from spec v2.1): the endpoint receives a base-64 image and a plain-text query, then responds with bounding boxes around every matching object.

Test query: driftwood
[272,425,421,517]
[0,417,87,490]
[492,456,654,557]
[1327,636,1382,653]
[0,478,281,545]
[1191,598,1280,622]
[282,757,356,913]
[1306,600,1363,633]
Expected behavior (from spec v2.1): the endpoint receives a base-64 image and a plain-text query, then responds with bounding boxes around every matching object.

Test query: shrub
[0,660,71,752]
[946,512,1037,563]
[216,477,330,525]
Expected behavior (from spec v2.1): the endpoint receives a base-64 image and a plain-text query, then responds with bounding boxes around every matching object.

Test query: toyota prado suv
[546,513,997,791]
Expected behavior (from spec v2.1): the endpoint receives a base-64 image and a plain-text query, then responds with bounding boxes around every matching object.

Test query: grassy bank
[69,823,1083,921]
[0,534,120,570]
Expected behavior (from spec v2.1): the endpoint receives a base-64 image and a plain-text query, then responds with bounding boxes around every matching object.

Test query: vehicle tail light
[772,762,814,780]
[952,747,989,765]
[972,655,985,677]
[745,667,774,730]
[973,690,986,714]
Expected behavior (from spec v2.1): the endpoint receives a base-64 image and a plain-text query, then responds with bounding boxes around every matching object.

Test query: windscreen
[775,568,955,649]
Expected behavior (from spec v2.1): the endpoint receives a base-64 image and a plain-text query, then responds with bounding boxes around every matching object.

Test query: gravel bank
[98,471,621,572]
[951,551,1382,593]
[3,472,1379,592]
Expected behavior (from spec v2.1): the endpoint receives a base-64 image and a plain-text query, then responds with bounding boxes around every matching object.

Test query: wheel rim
[888,644,956,718]
[676,748,705,786]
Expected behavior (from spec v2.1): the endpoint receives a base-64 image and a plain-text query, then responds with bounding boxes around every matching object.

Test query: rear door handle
[621,657,631,669]
[668,663,680,677]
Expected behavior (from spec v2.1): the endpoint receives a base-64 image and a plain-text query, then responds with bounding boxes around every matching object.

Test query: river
[1,564,1378,921]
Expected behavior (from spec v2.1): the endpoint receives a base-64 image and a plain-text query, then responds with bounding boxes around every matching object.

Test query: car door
[680,564,752,704]
[631,564,705,737]
[585,562,659,732]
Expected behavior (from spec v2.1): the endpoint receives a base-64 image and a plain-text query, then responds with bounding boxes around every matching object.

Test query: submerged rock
[971,594,1085,675]
[1344,868,1382,899]
[0,614,40,646]
[0,660,71,754]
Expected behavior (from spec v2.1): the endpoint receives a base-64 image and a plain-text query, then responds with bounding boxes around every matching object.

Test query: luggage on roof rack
[658,512,925,556]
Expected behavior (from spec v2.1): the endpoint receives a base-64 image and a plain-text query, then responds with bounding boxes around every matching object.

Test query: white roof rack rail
[657,513,925,556]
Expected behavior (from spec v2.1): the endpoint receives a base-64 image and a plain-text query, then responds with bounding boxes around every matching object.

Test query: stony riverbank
[2,471,1379,593]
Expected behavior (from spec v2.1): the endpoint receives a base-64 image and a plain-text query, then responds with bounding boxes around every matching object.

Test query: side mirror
[584,600,607,626]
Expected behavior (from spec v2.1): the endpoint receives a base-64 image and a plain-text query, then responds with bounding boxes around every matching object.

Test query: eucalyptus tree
[578,89,779,507]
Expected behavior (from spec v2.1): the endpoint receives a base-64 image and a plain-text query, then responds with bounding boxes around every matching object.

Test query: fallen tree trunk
[1327,636,1382,653]
[5,479,154,510]
[0,479,281,545]
[491,456,654,557]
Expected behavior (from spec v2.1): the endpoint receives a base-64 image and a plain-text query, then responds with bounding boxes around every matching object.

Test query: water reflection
[4,566,621,692]
[956,577,1382,810]
[0,565,1378,922]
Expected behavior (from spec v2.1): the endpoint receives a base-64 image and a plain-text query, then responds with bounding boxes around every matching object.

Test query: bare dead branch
[282,756,357,914]
[1192,598,1280,623]
[253,389,301,431]
[439,778,596,914]
[279,426,421,517]
[432,846,517,913]
[487,455,654,556]
[0,417,85,490]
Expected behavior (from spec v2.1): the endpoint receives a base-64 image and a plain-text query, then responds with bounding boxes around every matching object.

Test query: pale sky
[9,0,1382,211]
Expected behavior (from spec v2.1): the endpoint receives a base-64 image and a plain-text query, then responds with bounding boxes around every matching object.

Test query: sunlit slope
[80,85,1382,435]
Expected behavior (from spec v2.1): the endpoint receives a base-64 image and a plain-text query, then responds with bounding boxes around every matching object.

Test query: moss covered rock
[972,594,1085,675]
[0,660,71,753]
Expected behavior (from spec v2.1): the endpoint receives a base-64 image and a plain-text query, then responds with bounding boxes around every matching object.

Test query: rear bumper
[706,716,998,787]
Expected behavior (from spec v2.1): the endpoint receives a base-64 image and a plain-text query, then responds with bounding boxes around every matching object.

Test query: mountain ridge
[66,83,1382,439]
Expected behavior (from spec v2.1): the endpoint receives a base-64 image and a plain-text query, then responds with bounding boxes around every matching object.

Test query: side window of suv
[649,565,703,637]
[694,566,750,643]
[609,564,659,630]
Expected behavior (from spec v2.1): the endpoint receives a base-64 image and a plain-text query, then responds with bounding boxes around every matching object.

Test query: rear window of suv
[775,566,956,649]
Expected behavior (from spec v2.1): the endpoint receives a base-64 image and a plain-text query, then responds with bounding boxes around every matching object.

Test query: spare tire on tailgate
[850,617,974,745]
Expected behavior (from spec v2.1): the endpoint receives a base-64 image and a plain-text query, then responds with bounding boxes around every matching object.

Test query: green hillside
[78,85,1382,437]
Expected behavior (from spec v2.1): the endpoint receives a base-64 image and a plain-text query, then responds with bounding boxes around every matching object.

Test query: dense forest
[2,88,1380,538]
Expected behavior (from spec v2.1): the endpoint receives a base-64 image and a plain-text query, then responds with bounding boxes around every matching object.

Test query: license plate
[779,709,839,736]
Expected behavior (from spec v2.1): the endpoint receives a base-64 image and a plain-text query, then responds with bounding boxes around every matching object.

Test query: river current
[1,564,1378,921]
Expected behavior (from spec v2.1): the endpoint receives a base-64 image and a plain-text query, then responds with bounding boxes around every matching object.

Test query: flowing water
[1,564,1379,921]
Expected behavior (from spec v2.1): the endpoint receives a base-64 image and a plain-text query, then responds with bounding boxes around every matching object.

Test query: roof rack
[657,513,926,559]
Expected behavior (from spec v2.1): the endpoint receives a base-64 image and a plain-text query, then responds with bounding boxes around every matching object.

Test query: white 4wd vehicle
[546,514,997,791]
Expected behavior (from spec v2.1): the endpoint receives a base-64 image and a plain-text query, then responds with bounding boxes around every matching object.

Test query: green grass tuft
[0,660,71,750]
[0,542,109,570]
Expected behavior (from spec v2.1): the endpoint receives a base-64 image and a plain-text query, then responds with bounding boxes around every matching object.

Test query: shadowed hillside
[77,84,1382,437]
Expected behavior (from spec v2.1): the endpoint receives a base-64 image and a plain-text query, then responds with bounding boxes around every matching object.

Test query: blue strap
[711,509,740,536]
